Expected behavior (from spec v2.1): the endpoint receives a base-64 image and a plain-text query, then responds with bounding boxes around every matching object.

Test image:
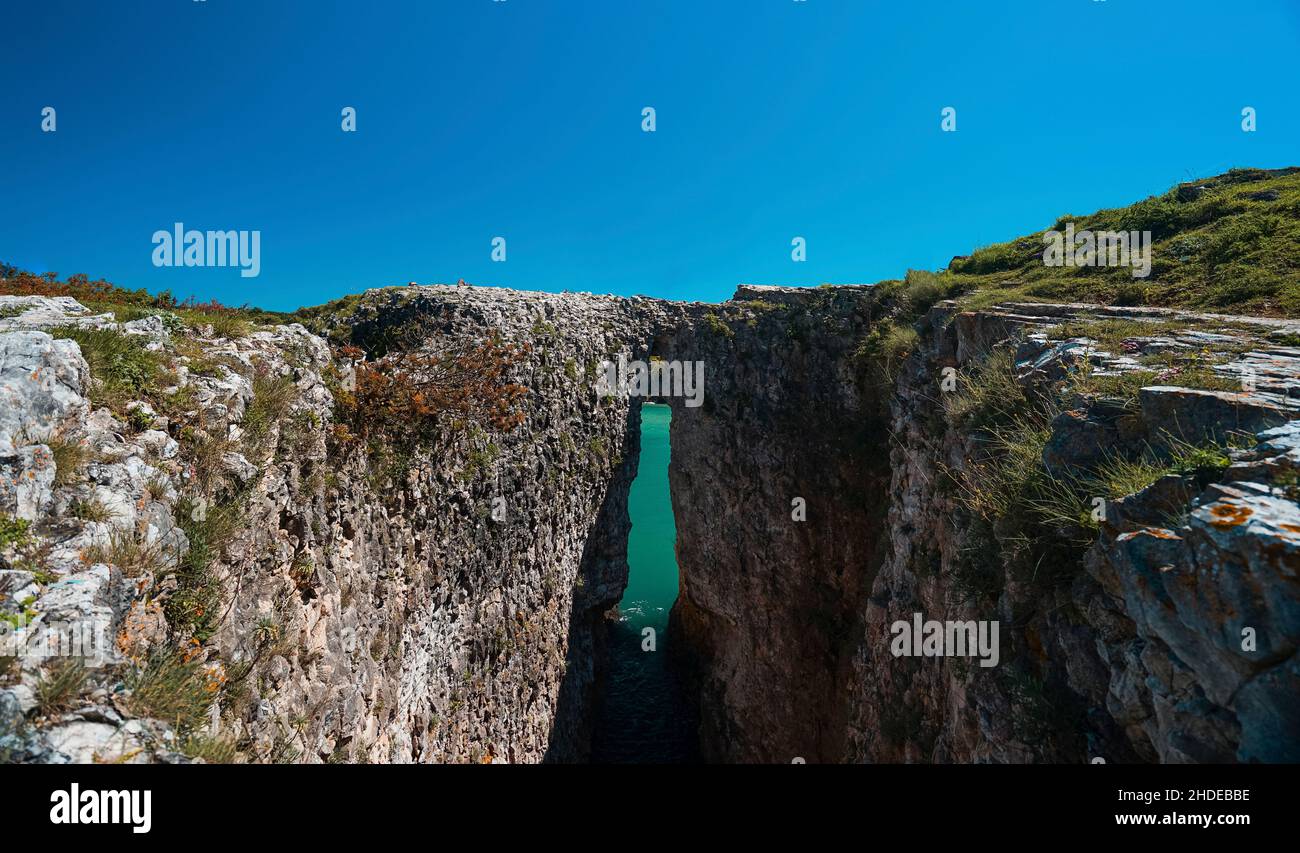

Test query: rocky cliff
[0,287,680,763]
[2,279,1297,764]
[847,300,1300,763]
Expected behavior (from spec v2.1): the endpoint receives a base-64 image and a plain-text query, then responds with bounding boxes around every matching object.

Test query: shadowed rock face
[660,286,890,763]
[2,287,1297,763]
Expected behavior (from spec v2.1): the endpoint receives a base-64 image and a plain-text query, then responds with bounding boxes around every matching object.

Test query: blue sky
[2,0,1297,311]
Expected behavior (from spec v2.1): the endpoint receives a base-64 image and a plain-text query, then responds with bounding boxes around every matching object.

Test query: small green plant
[127,407,156,432]
[253,616,282,649]
[460,444,501,481]
[290,553,315,590]
[0,514,32,550]
[703,312,734,339]
[142,474,172,504]
[854,320,919,384]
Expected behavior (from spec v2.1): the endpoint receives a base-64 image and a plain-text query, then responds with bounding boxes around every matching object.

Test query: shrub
[0,514,32,550]
[703,312,734,339]
[338,337,530,449]
[855,320,919,385]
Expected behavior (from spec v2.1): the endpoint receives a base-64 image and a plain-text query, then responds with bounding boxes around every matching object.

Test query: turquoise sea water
[590,404,698,763]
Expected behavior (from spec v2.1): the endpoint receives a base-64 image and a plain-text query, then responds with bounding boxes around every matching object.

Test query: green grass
[48,437,89,487]
[167,496,241,642]
[69,497,114,523]
[82,526,167,577]
[178,309,251,339]
[49,326,161,410]
[181,733,240,763]
[895,268,954,315]
[1045,317,1192,349]
[123,648,217,732]
[943,348,1034,429]
[945,167,1300,317]
[953,415,1055,523]
[854,320,919,384]
[242,372,297,445]
[1083,454,1170,503]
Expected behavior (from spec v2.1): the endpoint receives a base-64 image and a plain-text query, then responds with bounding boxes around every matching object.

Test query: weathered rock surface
[2,287,1296,764]
[845,301,1300,764]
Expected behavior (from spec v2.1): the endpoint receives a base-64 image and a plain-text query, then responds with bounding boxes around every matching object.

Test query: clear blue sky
[2,0,1297,311]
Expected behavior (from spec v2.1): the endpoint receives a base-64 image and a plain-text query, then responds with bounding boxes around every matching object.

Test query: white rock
[0,330,89,454]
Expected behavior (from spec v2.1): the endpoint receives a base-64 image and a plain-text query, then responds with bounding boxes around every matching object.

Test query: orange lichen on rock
[1207,502,1254,529]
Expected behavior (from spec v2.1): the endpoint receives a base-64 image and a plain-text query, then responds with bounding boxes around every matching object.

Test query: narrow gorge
[5,276,1294,764]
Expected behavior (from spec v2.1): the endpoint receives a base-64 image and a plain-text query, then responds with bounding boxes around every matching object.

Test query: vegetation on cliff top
[0,264,289,333]
[943,167,1300,316]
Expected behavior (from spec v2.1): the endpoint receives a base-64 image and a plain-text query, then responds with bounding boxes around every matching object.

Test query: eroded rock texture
[2,286,1297,764]
[847,302,1300,764]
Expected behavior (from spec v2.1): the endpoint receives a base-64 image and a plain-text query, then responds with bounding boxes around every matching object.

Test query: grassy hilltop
[943,167,1300,316]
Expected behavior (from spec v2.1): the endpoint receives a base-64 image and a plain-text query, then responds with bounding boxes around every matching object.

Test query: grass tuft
[49,326,160,410]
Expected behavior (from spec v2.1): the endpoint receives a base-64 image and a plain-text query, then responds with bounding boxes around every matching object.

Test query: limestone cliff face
[663,290,1299,764]
[1,287,674,763]
[2,285,1297,764]
[843,302,1300,764]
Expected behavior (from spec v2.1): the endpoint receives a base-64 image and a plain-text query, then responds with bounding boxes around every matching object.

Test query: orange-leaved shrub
[335,337,530,447]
